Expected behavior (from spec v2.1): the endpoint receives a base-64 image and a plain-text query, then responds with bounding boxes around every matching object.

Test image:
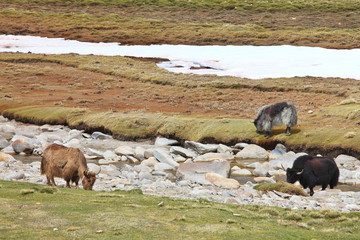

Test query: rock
[253,177,276,183]
[64,129,84,142]
[91,131,112,140]
[153,148,179,168]
[170,146,197,158]
[115,146,135,156]
[233,143,248,149]
[0,152,16,162]
[64,138,82,148]
[253,162,274,177]
[134,146,145,161]
[269,152,307,170]
[140,157,159,168]
[87,163,101,175]
[268,148,286,160]
[176,161,230,185]
[335,154,359,169]
[103,150,120,161]
[155,137,178,147]
[0,136,9,149]
[231,168,252,176]
[154,162,175,171]
[11,138,34,154]
[217,144,233,153]
[184,141,218,154]
[144,149,154,159]
[205,172,240,189]
[5,172,25,180]
[193,152,234,162]
[235,144,268,160]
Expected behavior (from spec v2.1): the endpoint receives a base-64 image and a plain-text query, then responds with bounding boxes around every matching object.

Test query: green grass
[0,180,359,239]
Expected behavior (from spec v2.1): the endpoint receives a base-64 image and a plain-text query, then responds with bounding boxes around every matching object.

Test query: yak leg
[47,175,57,186]
[265,131,271,138]
[285,126,291,136]
[309,186,315,196]
[321,184,328,191]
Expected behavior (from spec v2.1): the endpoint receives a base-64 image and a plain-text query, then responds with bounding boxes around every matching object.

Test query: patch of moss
[254,182,307,196]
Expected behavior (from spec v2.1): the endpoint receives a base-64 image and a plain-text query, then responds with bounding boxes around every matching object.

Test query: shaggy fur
[41,144,96,190]
[286,155,339,196]
[254,101,297,138]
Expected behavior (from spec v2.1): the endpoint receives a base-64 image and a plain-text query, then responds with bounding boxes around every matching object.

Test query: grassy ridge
[3,0,360,11]
[1,104,360,157]
[1,180,360,239]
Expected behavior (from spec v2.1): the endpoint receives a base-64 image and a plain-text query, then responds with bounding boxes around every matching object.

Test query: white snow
[1,34,359,80]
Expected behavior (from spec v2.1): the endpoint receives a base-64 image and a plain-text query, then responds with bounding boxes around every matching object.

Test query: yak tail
[288,102,298,126]
[40,159,45,175]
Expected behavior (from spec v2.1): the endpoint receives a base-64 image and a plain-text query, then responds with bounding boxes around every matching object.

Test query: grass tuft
[253,182,307,196]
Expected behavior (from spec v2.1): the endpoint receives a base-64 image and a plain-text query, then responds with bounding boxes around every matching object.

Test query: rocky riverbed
[0,116,359,212]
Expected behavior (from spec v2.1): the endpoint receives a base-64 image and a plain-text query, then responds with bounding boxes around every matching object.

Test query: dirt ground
[0,60,344,123]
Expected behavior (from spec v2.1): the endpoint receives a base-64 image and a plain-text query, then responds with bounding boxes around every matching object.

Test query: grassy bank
[1,104,360,158]
[0,180,359,239]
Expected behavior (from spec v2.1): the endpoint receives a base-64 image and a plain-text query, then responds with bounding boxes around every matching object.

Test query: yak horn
[296,170,304,175]
[84,170,89,177]
[281,164,286,171]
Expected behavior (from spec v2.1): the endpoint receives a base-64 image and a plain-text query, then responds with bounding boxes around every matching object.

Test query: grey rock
[153,148,179,168]
[184,141,218,154]
[176,161,230,185]
[170,146,197,158]
[235,144,268,160]
[194,152,234,162]
[115,146,135,156]
[91,131,112,140]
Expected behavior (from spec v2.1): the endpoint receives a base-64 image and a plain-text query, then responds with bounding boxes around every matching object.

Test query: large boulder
[176,161,230,185]
[205,172,240,189]
[335,154,360,169]
[235,144,268,160]
[11,138,34,154]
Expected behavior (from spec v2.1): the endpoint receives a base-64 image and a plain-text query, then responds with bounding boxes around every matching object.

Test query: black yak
[40,144,96,190]
[286,155,339,196]
[254,101,297,138]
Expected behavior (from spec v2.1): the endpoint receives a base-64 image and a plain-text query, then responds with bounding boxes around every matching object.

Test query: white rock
[231,168,252,176]
[194,152,234,162]
[154,162,175,171]
[205,172,240,189]
[155,137,178,146]
[253,162,274,177]
[235,144,268,160]
[153,148,179,168]
[115,146,135,156]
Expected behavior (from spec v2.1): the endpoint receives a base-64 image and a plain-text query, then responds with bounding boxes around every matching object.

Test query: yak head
[286,168,303,184]
[82,170,97,190]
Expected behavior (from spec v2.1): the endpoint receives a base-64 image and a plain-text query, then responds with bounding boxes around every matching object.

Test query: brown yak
[40,144,96,190]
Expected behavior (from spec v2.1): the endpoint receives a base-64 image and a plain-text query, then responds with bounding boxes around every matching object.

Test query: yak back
[292,155,337,174]
[264,102,289,120]
[40,144,88,178]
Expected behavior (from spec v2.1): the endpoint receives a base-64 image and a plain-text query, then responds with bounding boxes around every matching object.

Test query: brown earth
[0,60,346,122]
